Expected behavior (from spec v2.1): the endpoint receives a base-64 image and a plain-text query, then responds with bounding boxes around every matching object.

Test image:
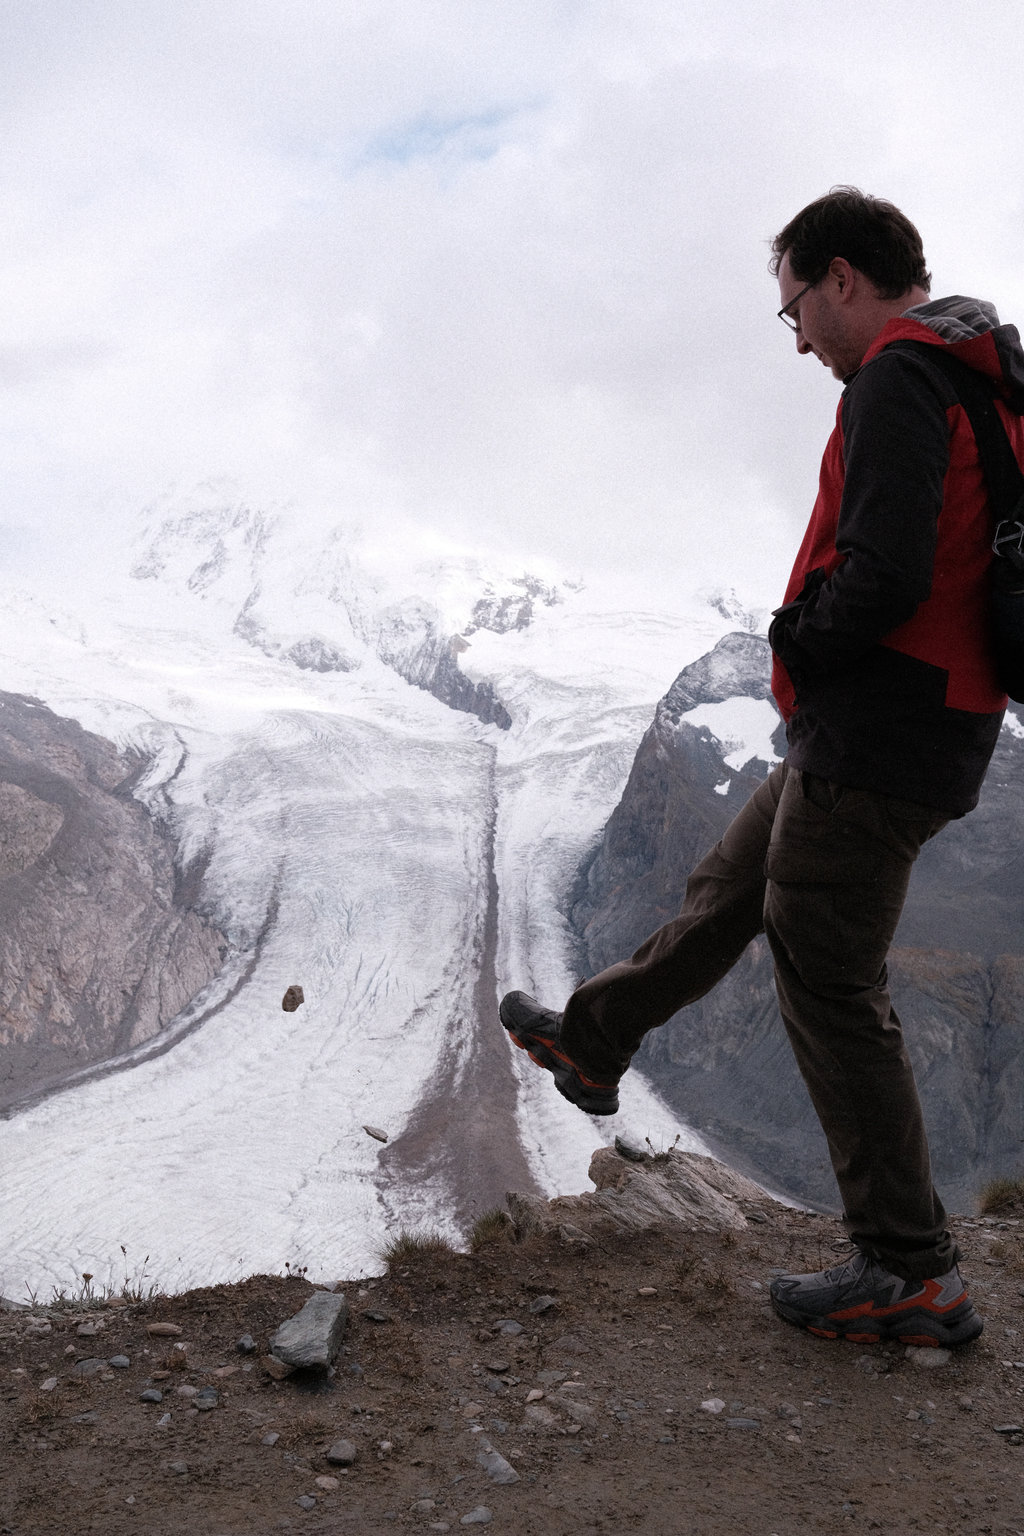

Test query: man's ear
[828,256,856,301]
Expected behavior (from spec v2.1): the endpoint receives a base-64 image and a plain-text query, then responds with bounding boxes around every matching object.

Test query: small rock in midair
[236,1333,257,1354]
[282,985,305,1012]
[326,1439,357,1466]
[363,1125,388,1143]
[140,1389,163,1403]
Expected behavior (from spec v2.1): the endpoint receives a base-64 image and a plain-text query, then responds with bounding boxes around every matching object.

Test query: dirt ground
[4,1205,1024,1536]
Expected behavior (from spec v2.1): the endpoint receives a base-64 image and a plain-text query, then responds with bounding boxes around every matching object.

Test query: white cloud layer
[2,0,1023,609]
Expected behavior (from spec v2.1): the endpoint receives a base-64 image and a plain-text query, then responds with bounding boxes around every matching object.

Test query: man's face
[777,252,859,381]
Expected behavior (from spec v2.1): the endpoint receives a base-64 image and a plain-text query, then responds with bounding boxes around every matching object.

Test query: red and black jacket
[770,304,1024,814]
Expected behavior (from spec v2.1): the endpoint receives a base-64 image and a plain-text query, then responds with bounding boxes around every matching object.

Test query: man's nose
[796,331,813,355]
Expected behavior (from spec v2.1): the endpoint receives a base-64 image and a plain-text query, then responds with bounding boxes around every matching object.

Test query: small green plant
[380,1229,455,1266]
[469,1208,511,1251]
[980,1175,1024,1216]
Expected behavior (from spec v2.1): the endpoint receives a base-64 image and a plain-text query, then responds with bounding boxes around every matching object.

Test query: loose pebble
[176,1385,198,1398]
[905,1345,951,1369]
[156,1413,171,1427]
[411,1500,436,1513]
[700,1398,725,1414]
[363,1124,388,1143]
[76,1320,105,1337]
[315,1476,340,1491]
[168,1462,188,1475]
[460,1509,492,1527]
[108,1355,130,1369]
[526,1389,544,1403]
[263,1355,296,1380]
[236,1334,257,1354]
[296,1495,317,1510]
[326,1439,357,1466]
[485,1360,510,1373]
[494,1320,524,1336]
[477,1446,520,1484]
[39,1378,58,1392]
[146,1323,182,1337]
[262,1432,281,1446]
[637,1287,658,1296]
[195,1387,219,1412]
[140,1389,163,1404]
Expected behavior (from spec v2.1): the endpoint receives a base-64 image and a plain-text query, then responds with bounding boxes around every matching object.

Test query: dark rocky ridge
[0,693,226,1110]
[571,634,1024,1213]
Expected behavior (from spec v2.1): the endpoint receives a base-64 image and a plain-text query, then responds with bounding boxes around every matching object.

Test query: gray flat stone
[477,1447,520,1485]
[108,1355,130,1369]
[460,1509,492,1526]
[71,1358,108,1379]
[140,1389,163,1403]
[296,1495,317,1510]
[494,1319,523,1336]
[270,1291,349,1369]
[528,1295,557,1315]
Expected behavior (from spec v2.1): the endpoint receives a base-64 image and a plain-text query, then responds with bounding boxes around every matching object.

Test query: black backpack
[887,339,1024,704]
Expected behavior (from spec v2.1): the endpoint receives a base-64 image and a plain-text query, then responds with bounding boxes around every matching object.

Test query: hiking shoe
[498,990,619,1116]
[769,1249,983,1347]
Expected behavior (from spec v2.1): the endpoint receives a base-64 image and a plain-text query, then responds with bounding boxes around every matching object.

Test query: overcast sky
[3,1,1024,611]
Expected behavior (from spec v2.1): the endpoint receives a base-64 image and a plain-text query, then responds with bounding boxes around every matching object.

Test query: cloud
[1,1,1023,611]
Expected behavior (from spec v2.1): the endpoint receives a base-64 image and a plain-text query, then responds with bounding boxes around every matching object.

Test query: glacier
[0,496,760,1299]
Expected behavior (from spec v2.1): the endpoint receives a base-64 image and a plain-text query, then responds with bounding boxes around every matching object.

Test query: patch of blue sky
[359,103,532,167]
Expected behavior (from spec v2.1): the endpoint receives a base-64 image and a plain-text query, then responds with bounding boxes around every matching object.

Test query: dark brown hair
[770,186,931,299]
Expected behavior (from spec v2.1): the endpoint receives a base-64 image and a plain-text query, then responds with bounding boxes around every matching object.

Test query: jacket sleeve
[769,351,952,686]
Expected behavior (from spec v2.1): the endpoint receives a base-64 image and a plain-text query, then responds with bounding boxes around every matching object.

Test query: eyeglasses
[777,277,820,332]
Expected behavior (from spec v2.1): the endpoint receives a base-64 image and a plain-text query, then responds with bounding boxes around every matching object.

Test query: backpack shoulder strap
[882,338,1024,520]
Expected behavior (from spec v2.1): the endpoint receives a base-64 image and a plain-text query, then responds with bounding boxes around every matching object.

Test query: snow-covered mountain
[0,493,768,1299]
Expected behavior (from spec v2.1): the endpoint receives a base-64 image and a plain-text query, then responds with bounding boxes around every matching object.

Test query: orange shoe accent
[547,1043,616,1089]
[898,1334,942,1348]
[846,1333,880,1344]
[807,1327,838,1339]
[831,1277,962,1323]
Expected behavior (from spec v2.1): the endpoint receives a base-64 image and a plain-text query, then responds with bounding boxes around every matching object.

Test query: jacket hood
[860,294,1024,413]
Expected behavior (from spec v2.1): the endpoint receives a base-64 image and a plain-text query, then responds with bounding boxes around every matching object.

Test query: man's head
[771,187,931,380]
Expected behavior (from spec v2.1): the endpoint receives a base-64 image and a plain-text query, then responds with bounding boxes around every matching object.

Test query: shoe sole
[499,998,619,1116]
[770,1292,984,1348]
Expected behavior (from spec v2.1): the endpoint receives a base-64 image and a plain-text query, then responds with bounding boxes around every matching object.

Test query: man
[500,187,1024,1348]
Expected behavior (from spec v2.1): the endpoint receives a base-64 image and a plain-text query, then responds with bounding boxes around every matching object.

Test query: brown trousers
[561,760,957,1280]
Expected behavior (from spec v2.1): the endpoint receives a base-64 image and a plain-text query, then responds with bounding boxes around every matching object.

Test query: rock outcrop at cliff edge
[507,1143,772,1240]
[571,633,1024,1214]
[0,693,226,1110]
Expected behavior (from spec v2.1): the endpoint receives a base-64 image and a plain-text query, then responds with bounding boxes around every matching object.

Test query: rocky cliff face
[0,693,226,1110]
[571,634,1024,1213]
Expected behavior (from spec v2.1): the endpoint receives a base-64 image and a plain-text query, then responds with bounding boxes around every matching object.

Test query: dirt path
[4,1200,1024,1535]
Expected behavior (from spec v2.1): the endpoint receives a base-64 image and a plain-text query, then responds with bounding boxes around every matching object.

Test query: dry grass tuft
[469,1209,513,1252]
[380,1230,455,1266]
[979,1175,1024,1217]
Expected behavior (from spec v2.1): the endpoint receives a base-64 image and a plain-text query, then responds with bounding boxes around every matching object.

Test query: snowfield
[0,500,762,1298]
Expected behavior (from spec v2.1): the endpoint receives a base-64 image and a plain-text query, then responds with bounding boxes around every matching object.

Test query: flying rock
[363,1125,388,1143]
[282,985,305,1012]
